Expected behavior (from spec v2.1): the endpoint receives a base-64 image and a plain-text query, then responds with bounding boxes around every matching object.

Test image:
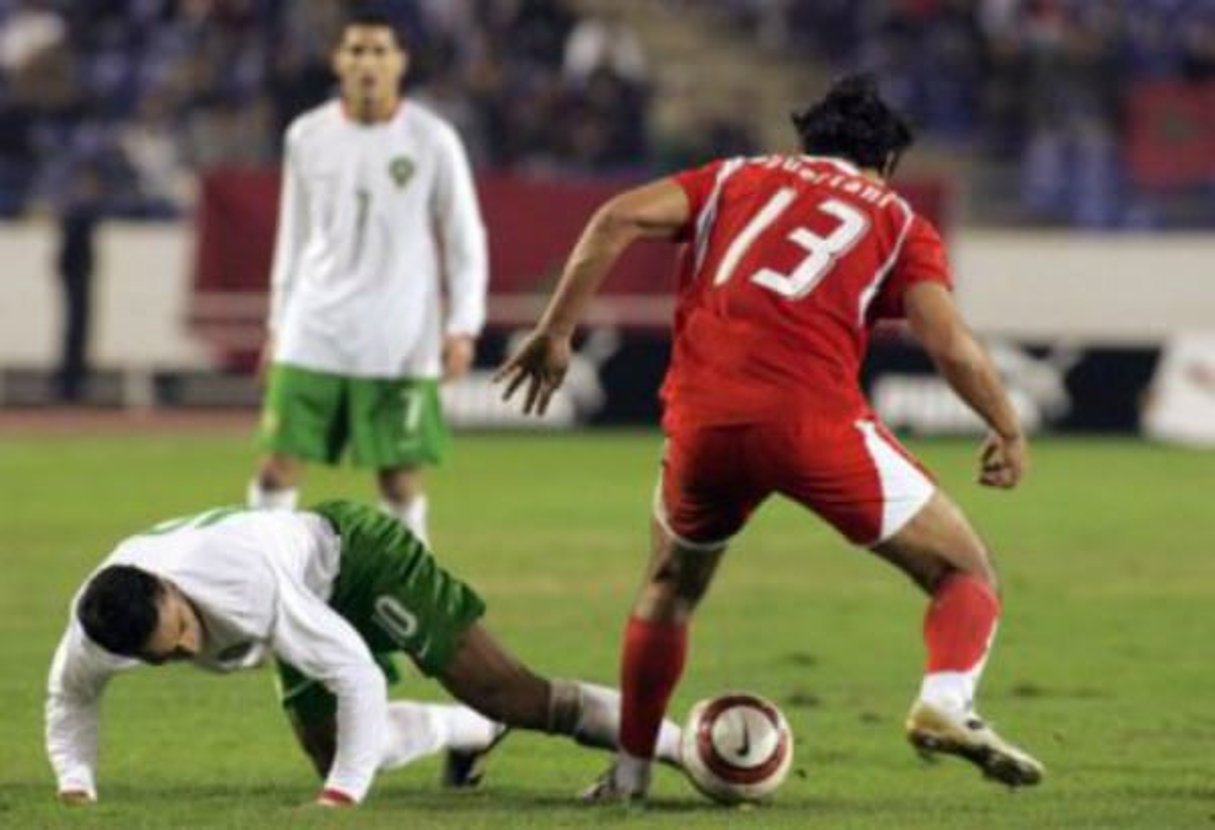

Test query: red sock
[619,616,687,758]
[923,572,1000,672]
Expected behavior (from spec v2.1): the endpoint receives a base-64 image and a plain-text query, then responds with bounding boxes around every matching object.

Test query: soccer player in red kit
[496,74,1044,800]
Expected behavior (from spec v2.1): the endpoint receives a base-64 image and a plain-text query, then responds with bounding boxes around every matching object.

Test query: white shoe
[905,700,1045,787]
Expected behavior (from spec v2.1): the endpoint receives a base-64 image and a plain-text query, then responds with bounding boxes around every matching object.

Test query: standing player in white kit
[249,10,486,544]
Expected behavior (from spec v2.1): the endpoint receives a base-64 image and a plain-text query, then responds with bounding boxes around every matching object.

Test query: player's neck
[343,95,401,125]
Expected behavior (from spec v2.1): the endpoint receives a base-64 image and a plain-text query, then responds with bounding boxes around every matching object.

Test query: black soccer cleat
[441,725,510,789]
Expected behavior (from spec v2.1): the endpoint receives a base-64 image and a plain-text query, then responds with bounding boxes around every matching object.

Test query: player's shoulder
[284,100,343,146]
[397,100,462,145]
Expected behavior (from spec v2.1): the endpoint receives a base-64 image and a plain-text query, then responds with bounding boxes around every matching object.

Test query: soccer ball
[681,692,794,804]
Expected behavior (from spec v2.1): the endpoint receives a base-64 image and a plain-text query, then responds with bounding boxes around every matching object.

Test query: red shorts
[655,418,935,548]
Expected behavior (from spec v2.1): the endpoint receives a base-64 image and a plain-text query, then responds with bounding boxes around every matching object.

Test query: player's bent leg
[870,489,997,594]
[436,623,683,791]
[870,491,1043,787]
[634,515,725,623]
[377,466,429,544]
[439,623,551,728]
[249,453,305,509]
[590,518,727,803]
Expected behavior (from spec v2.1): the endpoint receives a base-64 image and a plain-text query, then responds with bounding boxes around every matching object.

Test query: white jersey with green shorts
[45,506,484,804]
[262,99,487,467]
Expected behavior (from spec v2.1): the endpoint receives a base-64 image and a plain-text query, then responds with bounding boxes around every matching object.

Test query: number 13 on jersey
[713,191,870,300]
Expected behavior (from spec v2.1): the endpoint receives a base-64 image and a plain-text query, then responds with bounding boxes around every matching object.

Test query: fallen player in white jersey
[47,500,683,807]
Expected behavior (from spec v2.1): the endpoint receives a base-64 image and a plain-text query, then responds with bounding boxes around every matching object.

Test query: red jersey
[660,154,952,430]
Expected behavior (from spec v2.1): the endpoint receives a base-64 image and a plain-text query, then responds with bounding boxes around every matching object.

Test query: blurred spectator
[118,91,194,213]
[732,0,1215,226]
[53,159,103,403]
[655,91,762,170]
[0,0,65,75]
[563,10,648,86]
[561,65,649,171]
[504,0,576,69]
[1017,0,1128,227]
[1,0,1209,226]
[0,0,663,213]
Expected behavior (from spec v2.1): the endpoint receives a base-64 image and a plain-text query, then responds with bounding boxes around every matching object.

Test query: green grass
[1,430,1213,828]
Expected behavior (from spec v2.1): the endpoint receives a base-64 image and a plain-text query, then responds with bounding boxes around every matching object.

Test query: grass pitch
[1,428,1212,829]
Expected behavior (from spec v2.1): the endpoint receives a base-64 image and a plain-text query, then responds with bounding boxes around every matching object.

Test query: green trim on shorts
[258,364,449,469]
[275,500,485,725]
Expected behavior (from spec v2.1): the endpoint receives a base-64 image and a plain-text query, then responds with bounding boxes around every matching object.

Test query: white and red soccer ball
[681,692,794,804]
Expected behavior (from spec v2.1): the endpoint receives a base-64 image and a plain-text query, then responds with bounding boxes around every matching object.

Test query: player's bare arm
[904,281,1026,489]
[495,179,689,414]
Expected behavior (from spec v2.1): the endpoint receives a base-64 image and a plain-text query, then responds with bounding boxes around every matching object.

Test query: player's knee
[636,576,707,623]
[259,455,301,489]
[937,548,999,595]
[377,468,422,503]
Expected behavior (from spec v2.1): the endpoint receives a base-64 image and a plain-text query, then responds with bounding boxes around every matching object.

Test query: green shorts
[276,500,486,725]
[259,363,449,469]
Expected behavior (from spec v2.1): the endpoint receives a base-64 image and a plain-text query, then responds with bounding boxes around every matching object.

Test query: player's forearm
[537,207,639,339]
[319,670,389,803]
[930,336,1021,439]
[46,694,100,799]
[267,149,307,334]
[442,227,488,336]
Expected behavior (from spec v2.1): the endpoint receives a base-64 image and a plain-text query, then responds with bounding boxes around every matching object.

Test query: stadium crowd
[0,0,1212,225]
[0,0,653,217]
[718,0,1215,226]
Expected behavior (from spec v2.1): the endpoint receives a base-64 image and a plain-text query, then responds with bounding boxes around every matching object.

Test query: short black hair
[791,73,914,174]
[340,8,404,48]
[77,565,164,658]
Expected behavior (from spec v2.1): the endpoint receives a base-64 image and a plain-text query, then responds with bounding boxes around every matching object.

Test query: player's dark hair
[77,565,165,658]
[339,8,404,48]
[791,73,914,176]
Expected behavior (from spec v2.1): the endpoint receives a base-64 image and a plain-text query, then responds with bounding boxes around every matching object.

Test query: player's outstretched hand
[978,431,1027,489]
[57,789,95,806]
[493,330,571,416]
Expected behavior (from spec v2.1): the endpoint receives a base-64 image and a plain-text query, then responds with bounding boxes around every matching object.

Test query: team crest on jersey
[389,156,414,188]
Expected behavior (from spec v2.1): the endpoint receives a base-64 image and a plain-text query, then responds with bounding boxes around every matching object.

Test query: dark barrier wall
[464,329,1161,434]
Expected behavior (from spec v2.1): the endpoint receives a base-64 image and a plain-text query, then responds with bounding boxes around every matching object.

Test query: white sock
[379,701,498,771]
[919,670,982,714]
[918,623,997,713]
[614,749,652,792]
[573,683,683,766]
[441,703,502,751]
[247,479,298,510]
[381,495,428,546]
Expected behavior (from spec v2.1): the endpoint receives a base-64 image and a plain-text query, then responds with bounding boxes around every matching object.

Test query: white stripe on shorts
[855,420,936,545]
[651,465,731,553]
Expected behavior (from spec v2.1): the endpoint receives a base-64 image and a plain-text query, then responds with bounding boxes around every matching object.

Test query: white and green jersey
[45,509,389,803]
[269,99,487,378]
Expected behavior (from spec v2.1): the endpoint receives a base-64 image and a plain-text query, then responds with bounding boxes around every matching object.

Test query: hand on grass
[58,789,95,806]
